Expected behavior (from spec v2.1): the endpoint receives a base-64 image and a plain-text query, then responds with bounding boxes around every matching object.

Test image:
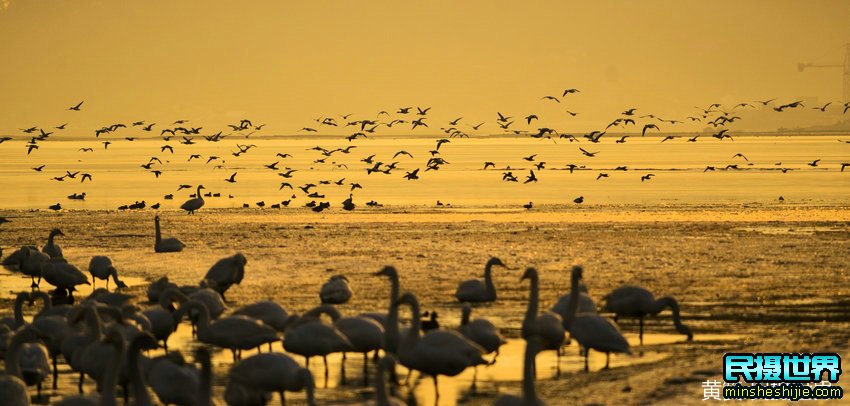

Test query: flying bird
[68,101,84,111]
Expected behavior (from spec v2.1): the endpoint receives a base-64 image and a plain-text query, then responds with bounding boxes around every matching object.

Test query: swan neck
[404,298,421,345]
[196,186,203,199]
[155,218,161,243]
[128,337,152,406]
[85,305,104,340]
[303,369,316,406]
[521,341,538,403]
[484,263,496,299]
[100,337,126,406]
[461,306,470,325]
[385,276,400,352]
[660,297,685,328]
[566,272,580,326]
[199,351,212,406]
[192,302,211,335]
[13,293,26,328]
[4,329,27,378]
[524,273,539,327]
[375,360,390,406]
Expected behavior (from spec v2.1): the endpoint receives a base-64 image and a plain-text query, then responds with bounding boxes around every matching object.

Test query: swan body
[175,301,278,359]
[319,275,353,304]
[88,256,127,291]
[455,257,505,303]
[458,303,506,356]
[0,292,29,330]
[145,352,200,406]
[601,285,693,343]
[41,258,90,294]
[232,301,288,331]
[397,292,486,399]
[335,315,384,384]
[283,305,353,364]
[565,266,630,371]
[228,353,317,406]
[154,216,186,253]
[181,185,205,214]
[202,253,247,300]
[42,228,65,258]
[4,246,48,287]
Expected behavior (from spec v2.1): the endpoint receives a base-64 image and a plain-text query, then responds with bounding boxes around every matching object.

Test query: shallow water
[0,135,848,210]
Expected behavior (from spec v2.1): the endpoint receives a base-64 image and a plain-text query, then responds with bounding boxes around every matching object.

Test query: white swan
[458,303,507,388]
[145,351,200,406]
[40,257,90,299]
[493,337,547,406]
[228,352,317,406]
[520,268,566,374]
[319,275,353,304]
[282,305,353,382]
[27,292,72,390]
[4,246,48,287]
[5,325,50,398]
[88,256,127,292]
[232,300,289,332]
[175,300,278,361]
[360,266,401,356]
[53,325,126,406]
[0,292,29,330]
[154,216,186,253]
[455,257,506,303]
[396,292,486,401]
[565,266,630,371]
[335,315,384,385]
[180,185,206,214]
[42,228,65,258]
[550,284,598,329]
[601,285,693,344]
[202,253,247,301]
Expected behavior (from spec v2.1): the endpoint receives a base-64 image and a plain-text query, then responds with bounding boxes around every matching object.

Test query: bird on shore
[601,285,693,345]
[456,257,506,303]
[181,185,205,214]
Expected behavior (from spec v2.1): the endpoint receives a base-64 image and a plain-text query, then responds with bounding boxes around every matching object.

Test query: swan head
[50,228,65,237]
[154,215,160,222]
[396,292,417,308]
[232,253,248,267]
[520,267,537,281]
[570,266,583,282]
[678,324,694,341]
[487,257,505,268]
[375,266,398,279]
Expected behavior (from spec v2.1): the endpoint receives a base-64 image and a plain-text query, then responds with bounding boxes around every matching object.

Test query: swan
[53,325,126,406]
[0,373,29,406]
[61,304,104,393]
[0,292,29,330]
[4,246,48,287]
[282,305,353,382]
[458,303,506,388]
[370,355,404,406]
[40,257,90,300]
[154,216,186,253]
[141,293,179,352]
[161,286,225,322]
[88,256,127,291]
[601,285,693,344]
[223,380,272,406]
[334,315,384,386]
[455,257,506,303]
[195,347,215,406]
[202,253,247,300]
[565,266,630,371]
[232,300,289,332]
[550,283,598,328]
[145,351,200,406]
[28,292,72,390]
[228,352,317,406]
[127,332,160,406]
[493,337,547,406]
[175,300,278,361]
[42,228,65,258]
[181,185,206,214]
[5,325,50,398]
[520,268,566,374]
[146,276,178,303]
[396,292,486,400]
[360,266,401,356]
[319,275,353,304]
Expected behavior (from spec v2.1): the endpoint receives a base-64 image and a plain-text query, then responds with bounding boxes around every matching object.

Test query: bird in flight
[525,114,538,124]
[32,165,45,172]
[483,162,496,170]
[642,124,660,136]
[404,169,420,180]
[813,102,832,112]
[622,108,637,116]
[68,101,84,111]
[523,154,537,162]
[808,159,820,167]
[641,174,655,182]
[732,153,749,162]
[541,96,560,103]
[524,170,537,183]
[562,88,580,96]
[579,148,598,157]
[225,173,237,183]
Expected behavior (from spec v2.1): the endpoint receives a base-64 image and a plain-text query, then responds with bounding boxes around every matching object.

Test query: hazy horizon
[1,0,849,135]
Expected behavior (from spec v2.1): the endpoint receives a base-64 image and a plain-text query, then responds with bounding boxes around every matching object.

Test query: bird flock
[1,93,848,213]
[0,220,696,406]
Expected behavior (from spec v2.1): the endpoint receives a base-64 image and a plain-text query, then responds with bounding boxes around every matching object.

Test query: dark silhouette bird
[597,173,609,180]
[523,202,533,210]
[225,173,237,183]
[68,101,84,111]
[732,153,749,161]
[840,163,849,172]
[562,88,580,96]
[622,108,637,115]
[404,169,420,180]
[393,150,414,159]
[32,165,45,172]
[642,124,659,136]
[483,162,496,170]
[524,170,537,184]
[579,148,598,157]
[49,203,62,211]
[808,159,820,167]
[436,139,450,150]
[541,96,560,103]
[573,196,584,204]
[641,174,655,182]
[813,102,832,112]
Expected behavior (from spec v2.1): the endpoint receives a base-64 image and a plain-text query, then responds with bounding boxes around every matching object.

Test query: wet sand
[1,206,849,405]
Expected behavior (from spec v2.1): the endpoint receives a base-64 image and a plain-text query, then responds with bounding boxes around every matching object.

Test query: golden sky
[1,0,849,134]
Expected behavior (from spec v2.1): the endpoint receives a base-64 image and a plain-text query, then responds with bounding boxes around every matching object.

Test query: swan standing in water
[370,355,404,406]
[145,351,201,406]
[550,283,598,326]
[493,337,547,406]
[520,268,566,375]
[0,292,29,331]
[282,305,353,384]
[88,256,127,291]
[334,314,384,386]
[181,185,206,214]
[455,257,506,303]
[4,246,48,287]
[175,300,278,361]
[319,275,353,305]
[42,228,65,259]
[601,285,693,344]
[53,325,126,406]
[154,216,186,253]
[228,352,317,406]
[458,303,506,388]
[5,325,50,399]
[396,292,486,401]
[565,266,630,371]
[202,253,247,301]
